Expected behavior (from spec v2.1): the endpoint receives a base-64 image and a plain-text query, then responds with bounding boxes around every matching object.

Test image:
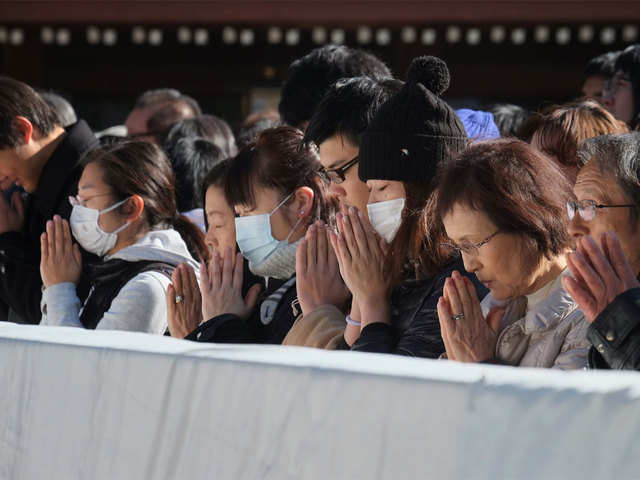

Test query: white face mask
[69,196,131,257]
[235,193,304,279]
[249,238,301,280]
[367,197,406,243]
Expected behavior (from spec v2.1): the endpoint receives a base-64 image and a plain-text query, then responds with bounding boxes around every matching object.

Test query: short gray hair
[39,91,77,128]
[578,132,640,224]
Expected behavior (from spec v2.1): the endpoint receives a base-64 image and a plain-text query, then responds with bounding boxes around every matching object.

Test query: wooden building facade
[1,1,639,129]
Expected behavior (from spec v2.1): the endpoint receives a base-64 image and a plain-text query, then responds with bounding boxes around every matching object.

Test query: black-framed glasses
[567,199,636,221]
[320,156,359,184]
[440,231,501,257]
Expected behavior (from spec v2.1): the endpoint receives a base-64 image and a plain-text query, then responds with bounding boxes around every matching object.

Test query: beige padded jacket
[482,273,590,369]
[282,304,346,349]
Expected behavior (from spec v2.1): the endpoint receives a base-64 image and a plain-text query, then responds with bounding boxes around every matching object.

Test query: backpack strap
[80,260,175,329]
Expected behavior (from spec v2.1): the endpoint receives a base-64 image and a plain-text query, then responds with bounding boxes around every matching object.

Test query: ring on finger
[175,295,184,304]
[451,312,465,321]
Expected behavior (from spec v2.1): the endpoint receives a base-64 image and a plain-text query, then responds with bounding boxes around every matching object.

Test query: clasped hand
[167,248,262,338]
[296,220,350,317]
[40,215,82,288]
[328,205,392,326]
[437,271,504,362]
[563,233,640,323]
[200,247,262,321]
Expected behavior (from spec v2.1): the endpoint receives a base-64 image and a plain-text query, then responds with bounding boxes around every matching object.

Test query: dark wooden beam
[2,1,640,25]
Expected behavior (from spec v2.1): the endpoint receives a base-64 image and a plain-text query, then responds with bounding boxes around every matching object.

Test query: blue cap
[456,109,500,140]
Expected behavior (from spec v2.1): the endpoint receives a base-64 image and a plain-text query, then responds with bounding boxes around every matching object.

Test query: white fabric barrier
[2,322,640,480]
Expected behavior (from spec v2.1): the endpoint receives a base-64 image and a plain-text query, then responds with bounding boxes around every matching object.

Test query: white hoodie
[40,229,199,334]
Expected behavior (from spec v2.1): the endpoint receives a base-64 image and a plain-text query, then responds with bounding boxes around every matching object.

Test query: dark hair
[584,51,621,78]
[83,141,207,261]
[278,45,392,128]
[0,76,60,149]
[146,100,201,144]
[530,101,627,180]
[224,126,330,223]
[615,44,640,129]
[165,115,237,159]
[236,116,282,150]
[98,134,127,147]
[385,180,450,285]
[39,91,77,128]
[168,137,226,212]
[133,88,201,116]
[487,103,530,139]
[305,76,403,147]
[437,139,572,263]
[200,159,231,232]
[578,132,640,226]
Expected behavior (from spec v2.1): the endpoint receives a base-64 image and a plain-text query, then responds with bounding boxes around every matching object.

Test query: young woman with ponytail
[39,141,205,333]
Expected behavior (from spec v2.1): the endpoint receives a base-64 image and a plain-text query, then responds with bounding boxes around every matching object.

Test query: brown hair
[386,180,450,285]
[224,126,331,224]
[437,139,572,262]
[527,101,628,180]
[83,141,208,261]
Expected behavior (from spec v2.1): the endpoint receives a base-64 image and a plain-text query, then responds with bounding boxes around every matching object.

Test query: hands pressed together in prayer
[329,204,392,328]
[200,248,262,321]
[295,219,351,316]
[40,215,82,288]
[293,204,392,345]
[436,232,640,362]
[437,271,504,363]
[563,232,640,324]
[167,247,262,339]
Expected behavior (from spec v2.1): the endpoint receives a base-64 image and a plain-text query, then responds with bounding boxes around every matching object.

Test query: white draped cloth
[1,322,640,479]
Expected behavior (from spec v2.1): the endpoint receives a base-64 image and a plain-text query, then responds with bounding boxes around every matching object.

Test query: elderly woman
[562,132,640,369]
[435,139,590,369]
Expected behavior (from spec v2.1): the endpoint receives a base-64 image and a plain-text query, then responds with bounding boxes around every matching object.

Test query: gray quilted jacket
[481,272,590,369]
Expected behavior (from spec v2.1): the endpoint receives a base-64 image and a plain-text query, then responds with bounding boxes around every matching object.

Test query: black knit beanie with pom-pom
[358,56,468,182]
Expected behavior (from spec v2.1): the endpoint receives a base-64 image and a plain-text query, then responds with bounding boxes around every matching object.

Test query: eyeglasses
[320,156,359,184]
[69,193,113,207]
[440,231,500,257]
[567,199,636,221]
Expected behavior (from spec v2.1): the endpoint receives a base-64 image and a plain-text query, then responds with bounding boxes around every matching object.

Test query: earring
[300,210,305,215]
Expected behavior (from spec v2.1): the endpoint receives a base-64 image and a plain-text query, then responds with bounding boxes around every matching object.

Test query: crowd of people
[1,42,640,371]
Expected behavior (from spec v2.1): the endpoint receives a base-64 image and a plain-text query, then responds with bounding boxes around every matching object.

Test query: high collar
[525,269,567,312]
[32,120,98,219]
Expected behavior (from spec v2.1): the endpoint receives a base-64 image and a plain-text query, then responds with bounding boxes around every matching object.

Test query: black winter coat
[0,121,98,323]
[588,287,640,370]
[185,271,297,345]
[338,256,488,357]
